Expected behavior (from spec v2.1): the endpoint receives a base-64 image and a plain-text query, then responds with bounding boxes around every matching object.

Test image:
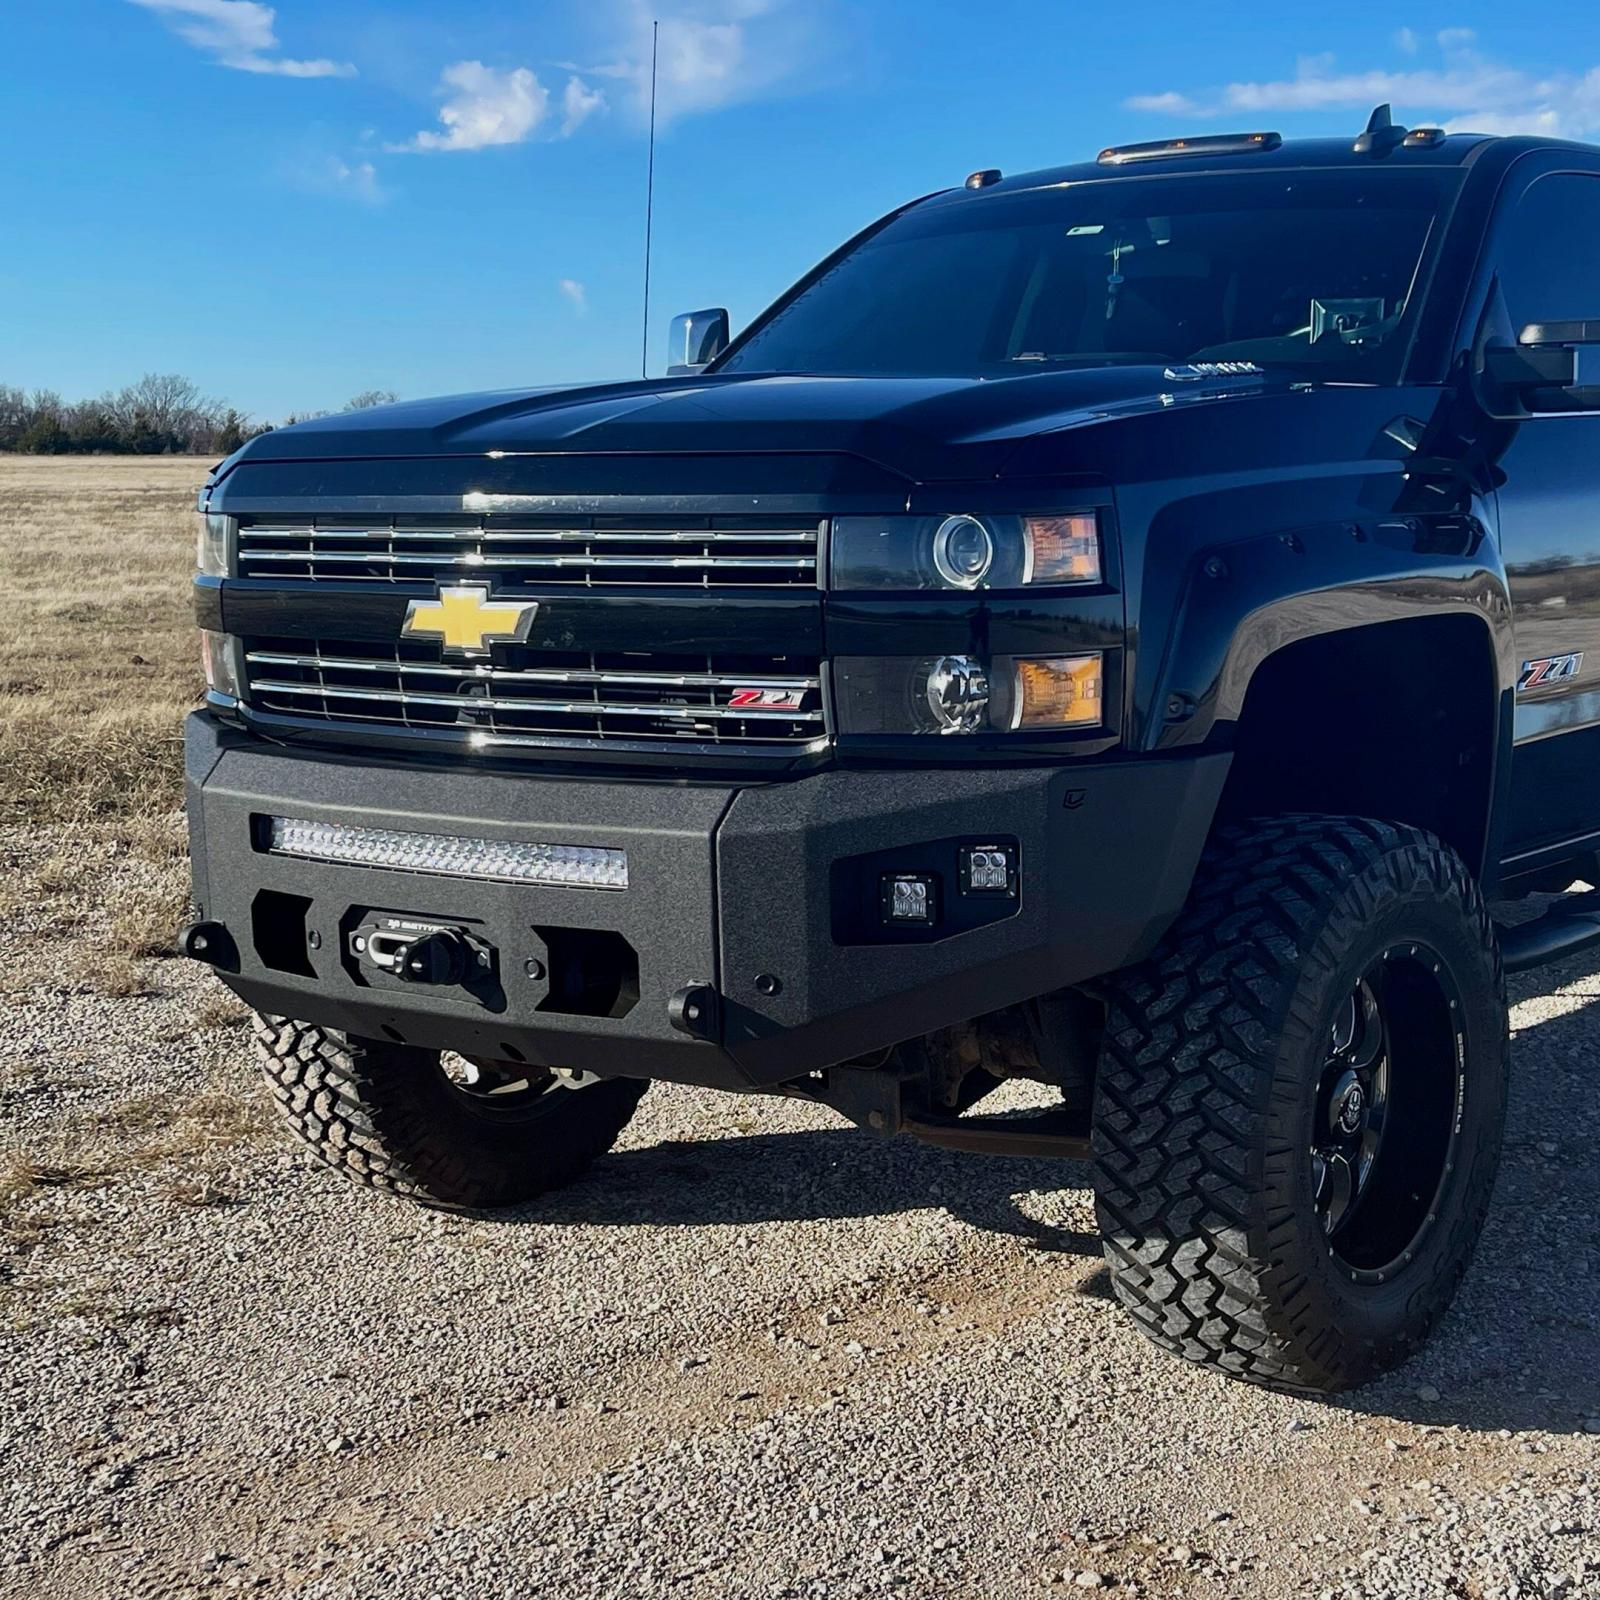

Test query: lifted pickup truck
[184,106,1600,1393]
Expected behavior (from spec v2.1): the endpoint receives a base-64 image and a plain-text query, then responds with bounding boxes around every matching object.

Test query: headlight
[836,652,1103,735]
[200,629,242,701]
[830,512,1101,591]
[930,516,995,589]
[196,512,234,577]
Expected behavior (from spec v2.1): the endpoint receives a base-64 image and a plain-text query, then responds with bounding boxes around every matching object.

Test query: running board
[1497,890,1600,974]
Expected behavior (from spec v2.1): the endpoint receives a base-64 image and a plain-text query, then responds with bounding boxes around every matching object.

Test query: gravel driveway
[2,835,1598,1599]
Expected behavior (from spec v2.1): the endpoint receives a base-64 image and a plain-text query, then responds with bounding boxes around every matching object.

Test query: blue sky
[7,0,1600,420]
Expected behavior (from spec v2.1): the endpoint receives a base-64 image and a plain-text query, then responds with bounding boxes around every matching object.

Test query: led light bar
[266,817,629,890]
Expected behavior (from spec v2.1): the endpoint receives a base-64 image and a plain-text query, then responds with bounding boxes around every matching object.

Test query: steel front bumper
[185,714,1228,1090]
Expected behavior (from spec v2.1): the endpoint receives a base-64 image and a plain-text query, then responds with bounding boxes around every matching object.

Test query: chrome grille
[237,516,821,589]
[241,640,827,751]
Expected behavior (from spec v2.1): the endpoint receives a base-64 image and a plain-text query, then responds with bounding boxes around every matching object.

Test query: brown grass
[0,456,207,826]
[0,458,207,980]
[0,461,283,1273]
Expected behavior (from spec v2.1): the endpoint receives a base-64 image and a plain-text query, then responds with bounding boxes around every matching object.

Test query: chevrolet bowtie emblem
[401,584,540,657]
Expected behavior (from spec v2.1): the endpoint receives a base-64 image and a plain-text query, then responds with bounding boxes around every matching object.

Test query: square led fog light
[960,844,1017,896]
[881,872,937,926]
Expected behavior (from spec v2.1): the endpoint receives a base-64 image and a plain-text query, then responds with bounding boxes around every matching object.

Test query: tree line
[0,375,399,456]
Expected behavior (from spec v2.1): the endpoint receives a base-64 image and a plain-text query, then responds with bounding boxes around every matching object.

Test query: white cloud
[562,0,832,125]
[562,75,607,136]
[1126,34,1600,140]
[128,0,353,77]
[395,61,547,152]
[325,158,385,205]
[558,278,589,315]
[1395,27,1419,56]
[284,153,388,205]
[392,62,606,153]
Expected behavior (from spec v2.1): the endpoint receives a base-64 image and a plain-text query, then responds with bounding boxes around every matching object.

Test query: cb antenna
[641,19,659,378]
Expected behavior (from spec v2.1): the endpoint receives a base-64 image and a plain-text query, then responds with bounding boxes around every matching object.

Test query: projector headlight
[930,516,995,590]
[830,512,1101,592]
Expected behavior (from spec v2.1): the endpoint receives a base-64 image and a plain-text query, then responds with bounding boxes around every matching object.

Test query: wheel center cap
[1336,1082,1366,1135]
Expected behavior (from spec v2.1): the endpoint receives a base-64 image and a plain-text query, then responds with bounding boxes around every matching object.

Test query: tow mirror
[666,308,729,376]
[1482,320,1600,415]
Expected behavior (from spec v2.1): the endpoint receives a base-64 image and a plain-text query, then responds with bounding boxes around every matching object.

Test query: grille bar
[243,527,817,545]
[249,678,817,723]
[236,517,823,590]
[241,642,827,750]
[238,550,815,572]
[245,650,817,691]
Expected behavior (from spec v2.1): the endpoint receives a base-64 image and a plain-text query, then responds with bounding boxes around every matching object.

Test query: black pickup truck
[184,106,1600,1393]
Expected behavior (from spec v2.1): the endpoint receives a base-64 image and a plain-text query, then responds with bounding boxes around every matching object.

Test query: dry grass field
[1,457,1597,1599]
[0,457,262,1233]
[0,456,208,989]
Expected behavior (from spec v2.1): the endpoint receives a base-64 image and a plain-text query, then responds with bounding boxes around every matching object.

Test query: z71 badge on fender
[1518,653,1584,691]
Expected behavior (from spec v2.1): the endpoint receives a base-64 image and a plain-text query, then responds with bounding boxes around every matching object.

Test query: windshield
[718,170,1460,381]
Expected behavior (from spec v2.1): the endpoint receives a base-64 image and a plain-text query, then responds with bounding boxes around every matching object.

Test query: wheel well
[1214,616,1497,873]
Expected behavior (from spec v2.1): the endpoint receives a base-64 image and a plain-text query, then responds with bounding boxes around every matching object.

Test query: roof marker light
[1097,132,1281,166]
[965,168,1002,190]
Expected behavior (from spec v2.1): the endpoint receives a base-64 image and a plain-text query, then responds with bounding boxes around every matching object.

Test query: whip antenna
[641,19,659,378]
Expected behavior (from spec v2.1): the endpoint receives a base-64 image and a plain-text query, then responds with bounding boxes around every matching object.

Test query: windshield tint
[718,170,1459,381]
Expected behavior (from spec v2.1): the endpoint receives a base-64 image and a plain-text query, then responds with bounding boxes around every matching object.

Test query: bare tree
[0,386,26,450]
[343,389,399,411]
[108,372,224,450]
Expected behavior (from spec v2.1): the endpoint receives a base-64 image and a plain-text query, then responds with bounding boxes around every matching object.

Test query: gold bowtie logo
[401,584,540,657]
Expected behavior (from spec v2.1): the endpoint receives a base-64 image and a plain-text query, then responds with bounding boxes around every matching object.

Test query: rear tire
[1091,816,1508,1394]
[254,1015,648,1211]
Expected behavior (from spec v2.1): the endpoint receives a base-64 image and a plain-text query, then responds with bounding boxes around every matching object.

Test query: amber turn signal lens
[1022,513,1101,585]
[1011,654,1103,729]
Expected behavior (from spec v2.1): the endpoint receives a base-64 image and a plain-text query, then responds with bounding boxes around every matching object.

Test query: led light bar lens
[1011,654,1104,729]
[267,817,629,890]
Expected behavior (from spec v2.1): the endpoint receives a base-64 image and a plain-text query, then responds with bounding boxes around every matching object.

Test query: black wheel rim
[1310,943,1465,1279]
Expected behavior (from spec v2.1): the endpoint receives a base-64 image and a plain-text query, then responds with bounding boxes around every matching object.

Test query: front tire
[1091,817,1508,1394]
[255,1016,648,1211]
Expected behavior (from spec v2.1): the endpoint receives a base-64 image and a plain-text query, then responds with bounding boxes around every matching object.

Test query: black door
[1491,169,1600,859]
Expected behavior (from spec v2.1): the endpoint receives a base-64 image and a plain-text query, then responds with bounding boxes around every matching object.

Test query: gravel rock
[2,842,1598,1598]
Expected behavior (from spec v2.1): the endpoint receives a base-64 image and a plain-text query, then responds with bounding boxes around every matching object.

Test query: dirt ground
[0,456,1595,1599]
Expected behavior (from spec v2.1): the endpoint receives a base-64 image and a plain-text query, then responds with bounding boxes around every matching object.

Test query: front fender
[1141,508,1514,753]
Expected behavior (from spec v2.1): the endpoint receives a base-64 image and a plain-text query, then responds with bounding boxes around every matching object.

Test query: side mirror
[666,308,729,376]
[1482,321,1600,415]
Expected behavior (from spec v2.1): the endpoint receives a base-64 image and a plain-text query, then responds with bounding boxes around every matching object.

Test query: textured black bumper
[186,715,1227,1090]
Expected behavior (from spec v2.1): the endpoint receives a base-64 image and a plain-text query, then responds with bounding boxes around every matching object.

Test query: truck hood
[228,366,1292,485]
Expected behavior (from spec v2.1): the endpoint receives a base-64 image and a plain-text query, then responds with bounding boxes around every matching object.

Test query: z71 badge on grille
[401,584,540,657]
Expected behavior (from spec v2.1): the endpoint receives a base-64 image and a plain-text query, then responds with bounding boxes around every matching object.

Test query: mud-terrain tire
[1091,817,1508,1394]
[254,1015,648,1211]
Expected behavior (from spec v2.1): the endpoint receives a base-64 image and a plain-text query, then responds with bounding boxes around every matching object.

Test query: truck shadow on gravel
[539,1125,1104,1258]
[528,959,1600,1435]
